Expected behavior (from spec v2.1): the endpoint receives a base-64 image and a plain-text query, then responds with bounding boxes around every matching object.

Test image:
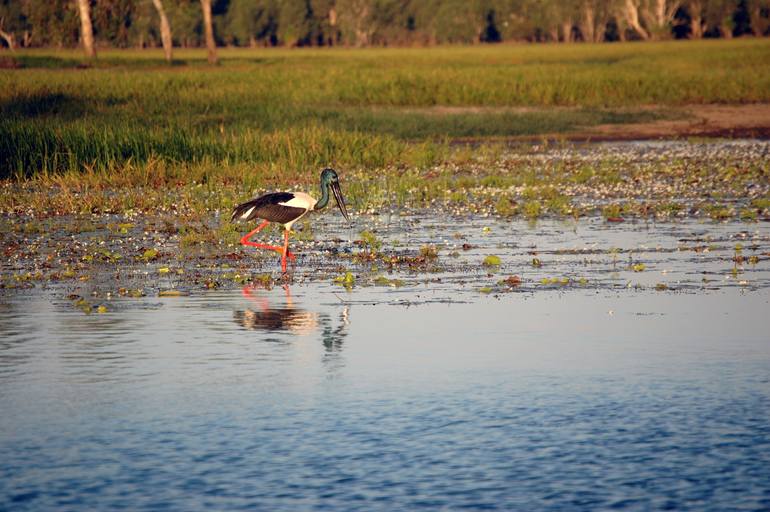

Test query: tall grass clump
[0,120,447,179]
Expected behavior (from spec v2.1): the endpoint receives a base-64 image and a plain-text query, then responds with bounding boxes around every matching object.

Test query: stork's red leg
[281,229,291,273]
[240,220,282,253]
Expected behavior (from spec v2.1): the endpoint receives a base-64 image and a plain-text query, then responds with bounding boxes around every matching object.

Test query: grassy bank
[2,39,769,182]
[1,140,768,225]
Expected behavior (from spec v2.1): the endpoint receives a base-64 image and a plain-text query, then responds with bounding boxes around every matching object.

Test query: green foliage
[494,195,516,217]
[225,0,276,46]
[373,275,404,287]
[359,230,382,253]
[277,0,313,46]
[602,203,622,219]
[522,200,542,219]
[706,204,734,220]
[1,0,765,49]
[334,271,356,289]
[141,248,160,262]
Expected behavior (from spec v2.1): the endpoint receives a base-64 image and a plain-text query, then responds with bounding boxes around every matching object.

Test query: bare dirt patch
[582,104,770,141]
[445,104,770,143]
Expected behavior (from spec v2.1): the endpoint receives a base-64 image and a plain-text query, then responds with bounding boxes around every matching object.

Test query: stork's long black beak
[331,181,350,223]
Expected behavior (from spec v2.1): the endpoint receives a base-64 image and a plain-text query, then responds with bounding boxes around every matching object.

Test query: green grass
[2,39,769,181]
[1,40,769,224]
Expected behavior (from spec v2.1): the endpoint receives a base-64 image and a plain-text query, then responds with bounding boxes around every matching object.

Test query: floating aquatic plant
[334,272,356,290]
[374,275,405,287]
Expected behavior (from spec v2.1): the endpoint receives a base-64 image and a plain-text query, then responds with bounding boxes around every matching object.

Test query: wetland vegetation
[2,40,770,179]
[1,40,769,300]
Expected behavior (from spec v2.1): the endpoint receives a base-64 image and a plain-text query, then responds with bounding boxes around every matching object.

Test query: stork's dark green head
[321,168,339,186]
[318,168,350,222]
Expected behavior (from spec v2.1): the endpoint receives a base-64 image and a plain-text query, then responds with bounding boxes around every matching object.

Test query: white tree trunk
[76,0,96,59]
[0,27,15,50]
[200,0,218,64]
[750,4,761,35]
[622,0,651,39]
[688,0,703,38]
[549,26,559,41]
[151,0,173,62]
[581,3,596,41]
[640,0,680,38]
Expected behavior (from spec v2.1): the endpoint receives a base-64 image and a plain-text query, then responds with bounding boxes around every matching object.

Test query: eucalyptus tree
[684,0,705,37]
[76,0,96,57]
[277,0,312,46]
[0,0,26,49]
[427,0,494,43]
[200,0,217,62]
[226,0,277,46]
[619,0,651,38]
[0,22,14,50]
[311,0,339,45]
[335,0,375,45]
[151,0,173,61]
[746,0,770,35]
[703,0,738,37]
[642,0,682,37]
[578,0,617,41]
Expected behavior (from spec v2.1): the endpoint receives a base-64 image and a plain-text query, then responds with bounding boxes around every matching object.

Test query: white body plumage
[276,192,317,230]
[278,192,318,230]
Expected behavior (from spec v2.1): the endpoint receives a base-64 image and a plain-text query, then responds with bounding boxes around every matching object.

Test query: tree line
[1,0,769,59]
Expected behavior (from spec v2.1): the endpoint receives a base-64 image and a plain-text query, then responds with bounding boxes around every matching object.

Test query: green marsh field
[1,38,770,291]
[2,39,770,215]
[2,39,770,184]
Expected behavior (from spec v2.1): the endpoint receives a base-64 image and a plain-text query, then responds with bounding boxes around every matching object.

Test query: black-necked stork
[231,168,350,272]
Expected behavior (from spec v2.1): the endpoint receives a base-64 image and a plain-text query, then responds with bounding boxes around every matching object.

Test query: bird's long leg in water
[240,220,295,260]
[281,229,292,273]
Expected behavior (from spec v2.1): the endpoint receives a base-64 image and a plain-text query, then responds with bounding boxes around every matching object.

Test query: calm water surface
[2,219,770,510]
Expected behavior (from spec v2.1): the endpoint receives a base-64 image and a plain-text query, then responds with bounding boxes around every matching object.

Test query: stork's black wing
[231,192,306,224]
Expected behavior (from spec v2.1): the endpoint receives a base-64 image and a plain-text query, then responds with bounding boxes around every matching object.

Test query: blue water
[1,284,769,511]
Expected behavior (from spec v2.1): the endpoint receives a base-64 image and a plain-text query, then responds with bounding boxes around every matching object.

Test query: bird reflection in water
[235,285,350,356]
[235,284,318,335]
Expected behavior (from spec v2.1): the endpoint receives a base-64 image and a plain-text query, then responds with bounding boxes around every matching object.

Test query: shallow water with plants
[2,206,770,510]
[2,134,770,510]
